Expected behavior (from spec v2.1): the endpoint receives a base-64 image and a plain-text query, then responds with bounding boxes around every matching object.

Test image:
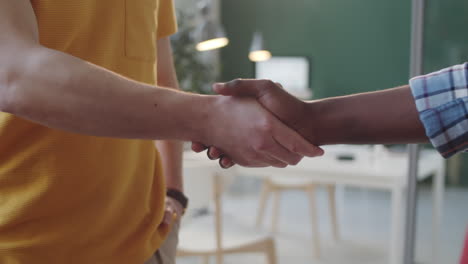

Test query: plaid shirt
[410,62,468,158]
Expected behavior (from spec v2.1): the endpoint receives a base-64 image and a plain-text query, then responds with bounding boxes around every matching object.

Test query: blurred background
[170,0,468,263]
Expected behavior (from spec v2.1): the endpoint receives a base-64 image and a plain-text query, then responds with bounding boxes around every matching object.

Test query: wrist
[166,188,188,211]
[186,94,218,143]
[302,100,323,145]
[306,97,356,145]
[177,93,213,142]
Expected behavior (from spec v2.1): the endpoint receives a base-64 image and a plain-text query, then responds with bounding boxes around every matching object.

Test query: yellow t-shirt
[0,1,177,263]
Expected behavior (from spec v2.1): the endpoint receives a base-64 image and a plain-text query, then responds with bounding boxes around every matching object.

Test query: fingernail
[303,148,324,157]
[318,147,325,156]
[314,148,325,157]
[207,148,216,160]
[220,158,230,169]
[219,159,226,168]
[224,160,234,168]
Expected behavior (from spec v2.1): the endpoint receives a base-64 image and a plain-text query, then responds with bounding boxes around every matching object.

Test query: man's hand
[214,79,309,133]
[159,197,184,229]
[194,79,428,166]
[197,95,323,168]
[193,79,320,168]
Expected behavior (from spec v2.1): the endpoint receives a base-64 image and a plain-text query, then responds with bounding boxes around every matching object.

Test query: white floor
[177,177,468,264]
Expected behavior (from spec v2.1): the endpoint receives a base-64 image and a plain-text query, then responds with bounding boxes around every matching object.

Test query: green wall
[220,0,468,185]
[424,0,468,71]
[220,0,411,98]
[221,0,468,97]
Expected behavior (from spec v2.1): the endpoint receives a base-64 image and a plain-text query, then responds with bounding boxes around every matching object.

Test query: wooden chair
[256,176,339,258]
[178,157,277,264]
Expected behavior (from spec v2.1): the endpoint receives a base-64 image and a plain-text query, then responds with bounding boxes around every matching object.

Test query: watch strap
[166,188,188,209]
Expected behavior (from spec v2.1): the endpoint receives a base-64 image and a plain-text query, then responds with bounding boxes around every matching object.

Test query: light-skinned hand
[194,80,323,168]
[159,196,184,229]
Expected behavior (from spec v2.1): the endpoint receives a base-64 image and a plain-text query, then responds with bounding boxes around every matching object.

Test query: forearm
[156,140,183,191]
[1,46,209,141]
[155,37,184,191]
[305,85,428,145]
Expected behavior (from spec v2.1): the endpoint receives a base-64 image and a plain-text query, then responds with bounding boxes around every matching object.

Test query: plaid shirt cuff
[409,63,468,158]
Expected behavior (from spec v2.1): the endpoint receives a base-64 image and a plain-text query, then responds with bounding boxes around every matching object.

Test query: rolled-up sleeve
[409,62,468,158]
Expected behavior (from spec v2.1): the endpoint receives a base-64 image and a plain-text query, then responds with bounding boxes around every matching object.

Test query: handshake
[188,79,424,168]
[190,79,325,169]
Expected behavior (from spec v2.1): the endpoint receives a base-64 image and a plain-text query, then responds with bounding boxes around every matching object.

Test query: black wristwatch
[166,188,189,210]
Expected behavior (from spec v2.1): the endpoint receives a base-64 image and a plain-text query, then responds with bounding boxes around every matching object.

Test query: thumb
[213,79,263,97]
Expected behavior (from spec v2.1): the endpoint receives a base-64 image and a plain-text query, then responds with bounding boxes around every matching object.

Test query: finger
[192,142,208,153]
[219,156,236,169]
[263,136,304,165]
[272,122,325,158]
[226,148,283,168]
[263,154,289,168]
[227,140,296,168]
[162,210,173,226]
[240,151,288,168]
[232,156,270,168]
[207,147,224,160]
[166,197,184,217]
[213,79,271,98]
[213,79,291,102]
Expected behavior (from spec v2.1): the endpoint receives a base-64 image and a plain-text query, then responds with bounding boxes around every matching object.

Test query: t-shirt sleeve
[157,0,178,39]
[409,62,468,158]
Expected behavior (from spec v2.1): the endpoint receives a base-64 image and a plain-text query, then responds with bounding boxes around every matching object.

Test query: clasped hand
[193,79,323,168]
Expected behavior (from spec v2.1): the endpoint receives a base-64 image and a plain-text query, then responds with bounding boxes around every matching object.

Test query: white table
[237,145,446,264]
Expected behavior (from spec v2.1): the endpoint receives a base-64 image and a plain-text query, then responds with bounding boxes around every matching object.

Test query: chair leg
[389,187,403,264]
[264,239,278,264]
[327,185,340,242]
[202,256,210,264]
[256,181,271,228]
[307,186,321,258]
[215,253,223,264]
[271,190,281,233]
